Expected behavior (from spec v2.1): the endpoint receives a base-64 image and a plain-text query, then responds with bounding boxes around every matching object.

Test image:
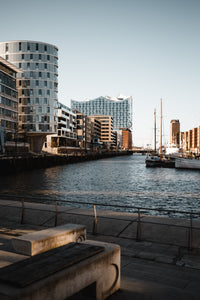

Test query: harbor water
[0,154,200,218]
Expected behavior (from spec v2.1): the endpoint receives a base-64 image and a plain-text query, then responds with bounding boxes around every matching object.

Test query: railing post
[55,200,59,227]
[21,198,25,224]
[188,213,193,250]
[93,205,97,235]
[136,208,141,241]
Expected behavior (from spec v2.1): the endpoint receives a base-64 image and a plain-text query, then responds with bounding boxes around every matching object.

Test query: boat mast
[154,108,156,152]
[160,98,162,156]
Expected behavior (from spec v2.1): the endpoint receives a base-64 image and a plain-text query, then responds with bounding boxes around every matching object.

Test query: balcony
[58,119,66,125]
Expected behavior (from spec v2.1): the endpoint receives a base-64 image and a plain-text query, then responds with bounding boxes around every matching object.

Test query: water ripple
[0,154,200,216]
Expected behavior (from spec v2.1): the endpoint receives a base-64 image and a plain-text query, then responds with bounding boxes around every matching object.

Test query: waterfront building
[89,115,115,150]
[170,119,180,147]
[115,130,123,150]
[43,102,78,155]
[73,110,92,152]
[112,131,118,150]
[179,126,200,154]
[0,56,22,153]
[0,41,58,152]
[88,116,101,140]
[71,94,133,131]
[88,116,102,153]
[121,128,132,150]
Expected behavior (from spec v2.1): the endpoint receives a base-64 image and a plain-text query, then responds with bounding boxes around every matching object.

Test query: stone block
[0,241,120,300]
[12,224,86,256]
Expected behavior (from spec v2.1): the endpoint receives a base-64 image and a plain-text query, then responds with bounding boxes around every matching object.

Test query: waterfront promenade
[0,199,200,299]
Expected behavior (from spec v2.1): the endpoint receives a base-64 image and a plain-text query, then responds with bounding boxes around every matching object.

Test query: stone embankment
[0,151,132,175]
[1,200,200,299]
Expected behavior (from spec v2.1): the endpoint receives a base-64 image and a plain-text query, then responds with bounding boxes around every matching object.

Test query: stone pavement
[0,199,200,299]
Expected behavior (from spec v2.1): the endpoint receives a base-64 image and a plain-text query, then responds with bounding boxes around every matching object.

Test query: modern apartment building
[88,116,102,152]
[0,56,22,153]
[74,110,92,152]
[121,128,132,150]
[71,94,133,131]
[90,115,115,149]
[180,126,200,154]
[88,116,101,140]
[0,41,58,152]
[43,102,78,155]
[170,119,180,147]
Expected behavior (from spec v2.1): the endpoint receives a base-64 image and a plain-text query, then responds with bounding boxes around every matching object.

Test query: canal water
[0,154,200,218]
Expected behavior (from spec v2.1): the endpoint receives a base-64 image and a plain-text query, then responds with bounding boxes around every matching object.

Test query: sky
[0,0,199,147]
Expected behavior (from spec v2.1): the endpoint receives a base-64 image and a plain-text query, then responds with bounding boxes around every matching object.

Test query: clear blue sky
[1,0,199,146]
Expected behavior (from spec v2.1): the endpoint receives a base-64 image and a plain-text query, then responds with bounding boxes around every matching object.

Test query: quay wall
[0,151,132,175]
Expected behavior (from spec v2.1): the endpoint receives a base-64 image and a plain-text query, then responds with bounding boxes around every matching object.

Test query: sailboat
[145,99,175,168]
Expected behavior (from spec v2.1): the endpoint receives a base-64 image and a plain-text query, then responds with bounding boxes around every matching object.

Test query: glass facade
[0,41,58,134]
[0,57,19,144]
[71,95,133,131]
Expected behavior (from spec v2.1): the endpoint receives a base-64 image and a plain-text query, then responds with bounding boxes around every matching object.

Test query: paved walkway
[0,199,200,299]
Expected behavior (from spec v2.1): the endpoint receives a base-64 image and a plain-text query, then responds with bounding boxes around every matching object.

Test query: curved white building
[71,94,133,131]
[0,40,58,152]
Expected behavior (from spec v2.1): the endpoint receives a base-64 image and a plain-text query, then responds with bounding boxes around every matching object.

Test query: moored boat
[145,99,175,168]
[146,155,175,168]
[175,157,200,170]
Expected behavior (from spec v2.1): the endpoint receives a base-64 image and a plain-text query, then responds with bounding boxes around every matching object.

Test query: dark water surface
[0,155,200,217]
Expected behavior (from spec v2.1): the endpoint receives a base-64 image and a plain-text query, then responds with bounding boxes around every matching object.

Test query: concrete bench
[0,240,120,300]
[12,224,86,256]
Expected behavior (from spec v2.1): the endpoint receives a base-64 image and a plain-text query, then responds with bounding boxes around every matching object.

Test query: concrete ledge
[12,224,86,256]
[0,241,120,300]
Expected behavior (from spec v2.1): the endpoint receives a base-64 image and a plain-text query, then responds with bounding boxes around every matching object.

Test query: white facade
[0,41,58,152]
[71,94,133,131]
[43,102,77,154]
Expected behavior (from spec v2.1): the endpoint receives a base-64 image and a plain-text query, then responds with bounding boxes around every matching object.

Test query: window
[35,63,39,69]
[44,63,47,69]
[47,55,50,60]
[44,98,47,104]
[19,63,21,68]
[36,80,39,86]
[36,43,39,51]
[27,43,30,51]
[6,55,8,60]
[39,72,42,77]
[19,42,21,51]
[36,98,39,104]
[44,81,47,87]
[39,54,41,60]
[30,54,33,59]
[39,89,42,95]
[5,43,8,52]
[27,63,30,68]
[44,45,47,52]
[21,54,24,59]
[47,72,50,78]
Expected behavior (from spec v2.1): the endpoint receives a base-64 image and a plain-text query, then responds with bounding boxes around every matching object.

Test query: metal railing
[0,193,200,250]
